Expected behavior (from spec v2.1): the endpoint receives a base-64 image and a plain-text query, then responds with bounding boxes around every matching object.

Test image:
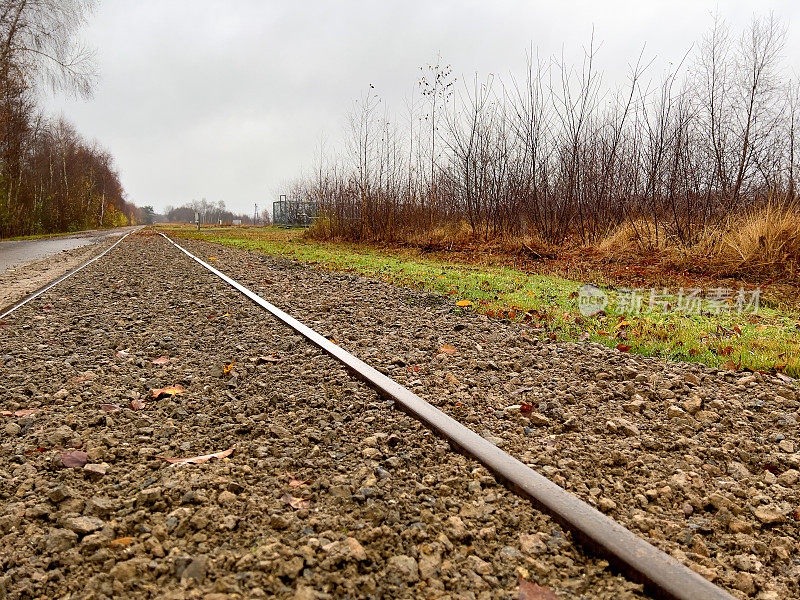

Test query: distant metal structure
[273,194,319,227]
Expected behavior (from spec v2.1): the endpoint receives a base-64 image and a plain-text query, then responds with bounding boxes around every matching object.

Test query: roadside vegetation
[158,224,800,377]
[157,14,800,378]
[0,0,138,238]
[282,15,799,284]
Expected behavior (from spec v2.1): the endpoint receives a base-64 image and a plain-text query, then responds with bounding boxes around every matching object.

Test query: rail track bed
[0,231,797,599]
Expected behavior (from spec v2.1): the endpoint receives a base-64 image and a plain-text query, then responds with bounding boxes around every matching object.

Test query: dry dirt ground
[1,231,798,600]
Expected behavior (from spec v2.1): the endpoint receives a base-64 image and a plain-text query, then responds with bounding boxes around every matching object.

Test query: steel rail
[157,230,735,600]
[0,229,139,320]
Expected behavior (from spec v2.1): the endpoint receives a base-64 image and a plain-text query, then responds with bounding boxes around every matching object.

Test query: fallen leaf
[223,362,235,375]
[60,450,88,468]
[520,403,533,413]
[71,374,95,384]
[287,473,309,488]
[281,493,310,509]
[519,577,561,599]
[254,355,280,364]
[156,447,235,464]
[439,344,457,355]
[100,404,121,412]
[109,537,135,548]
[721,360,737,371]
[616,344,631,352]
[511,386,535,395]
[616,320,631,329]
[208,256,218,260]
[456,300,474,307]
[151,385,184,399]
[130,399,146,410]
[1,408,40,417]
[151,357,170,365]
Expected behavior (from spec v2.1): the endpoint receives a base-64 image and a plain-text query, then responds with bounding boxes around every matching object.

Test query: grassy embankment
[157,224,800,377]
[1,230,81,241]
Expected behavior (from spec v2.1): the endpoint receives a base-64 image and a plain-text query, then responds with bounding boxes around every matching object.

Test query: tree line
[0,0,136,238]
[162,198,270,225]
[294,15,798,251]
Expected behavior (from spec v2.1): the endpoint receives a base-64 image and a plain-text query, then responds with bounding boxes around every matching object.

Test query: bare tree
[0,0,97,97]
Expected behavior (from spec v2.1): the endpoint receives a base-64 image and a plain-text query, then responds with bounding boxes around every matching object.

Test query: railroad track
[0,228,747,599]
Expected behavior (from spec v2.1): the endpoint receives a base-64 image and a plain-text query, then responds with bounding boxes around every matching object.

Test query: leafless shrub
[293,17,798,268]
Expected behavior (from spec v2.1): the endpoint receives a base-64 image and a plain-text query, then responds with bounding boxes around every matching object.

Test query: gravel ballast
[170,235,799,600]
[1,233,650,600]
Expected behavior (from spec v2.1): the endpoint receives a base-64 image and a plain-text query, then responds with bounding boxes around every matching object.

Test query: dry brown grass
[595,219,672,254]
[592,201,800,279]
[705,201,800,276]
[310,202,799,282]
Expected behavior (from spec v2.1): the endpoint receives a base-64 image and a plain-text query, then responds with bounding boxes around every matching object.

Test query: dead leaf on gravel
[130,398,146,410]
[100,404,121,412]
[155,446,235,464]
[1,408,41,417]
[208,256,218,260]
[151,385,184,399]
[519,577,561,599]
[456,300,474,307]
[223,362,235,375]
[439,344,457,355]
[281,493,310,509]
[60,450,88,468]
[253,355,280,364]
[511,386,535,395]
[71,374,95,384]
[109,537,135,549]
[287,473,309,488]
[151,357,170,365]
[616,344,631,352]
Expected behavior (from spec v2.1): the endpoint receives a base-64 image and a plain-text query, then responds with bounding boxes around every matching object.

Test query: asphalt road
[0,227,135,273]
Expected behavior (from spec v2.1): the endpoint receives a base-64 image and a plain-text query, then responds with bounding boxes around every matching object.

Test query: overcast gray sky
[44,0,800,215]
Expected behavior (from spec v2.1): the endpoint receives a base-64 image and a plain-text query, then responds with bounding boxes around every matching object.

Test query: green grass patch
[158,224,800,377]
[1,230,81,241]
